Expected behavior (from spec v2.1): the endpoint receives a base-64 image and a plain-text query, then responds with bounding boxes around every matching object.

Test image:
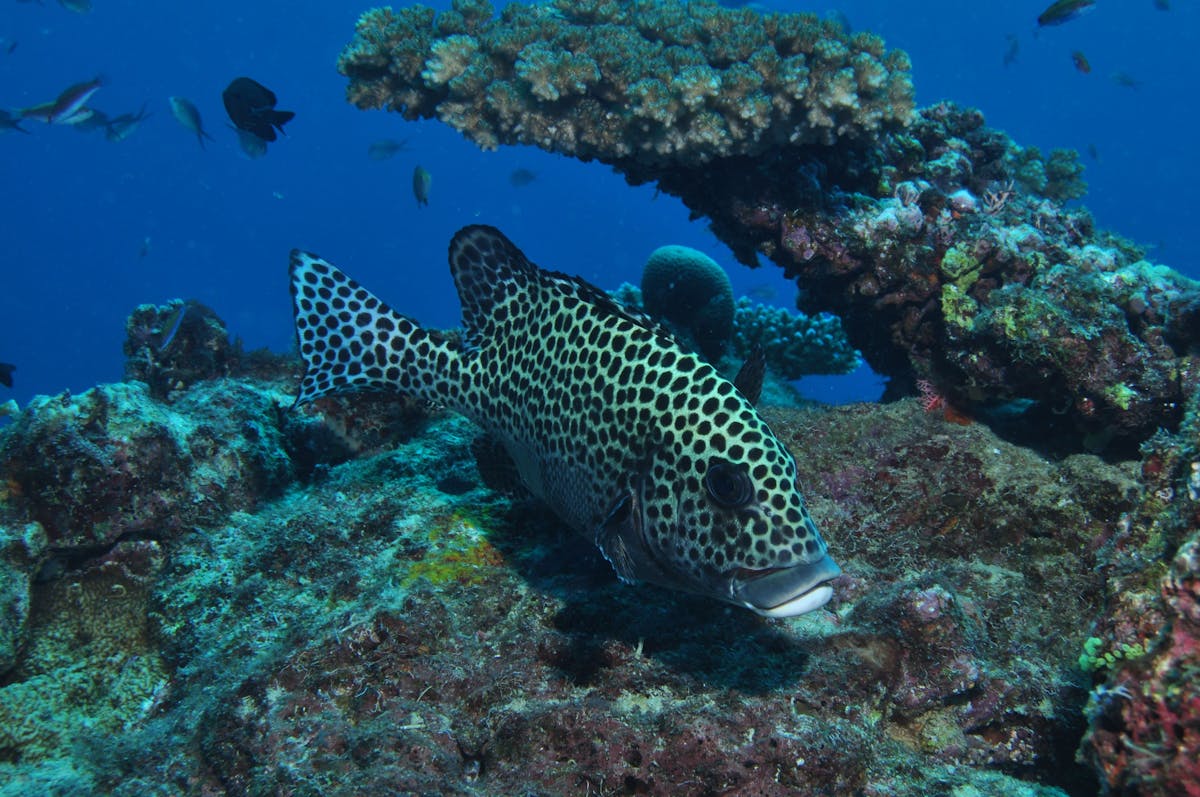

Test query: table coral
[340,1,1198,446]
[338,0,914,165]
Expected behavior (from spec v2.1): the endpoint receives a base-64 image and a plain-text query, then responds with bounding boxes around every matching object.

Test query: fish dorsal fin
[734,344,766,406]
[448,224,675,350]
[449,226,537,349]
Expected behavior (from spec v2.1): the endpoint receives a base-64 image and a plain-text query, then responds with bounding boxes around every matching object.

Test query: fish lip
[729,554,842,618]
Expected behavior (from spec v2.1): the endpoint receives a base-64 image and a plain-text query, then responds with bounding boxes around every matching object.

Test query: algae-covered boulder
[641,244,734,361]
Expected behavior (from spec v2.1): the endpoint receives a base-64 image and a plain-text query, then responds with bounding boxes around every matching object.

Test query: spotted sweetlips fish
[289,225,841,617]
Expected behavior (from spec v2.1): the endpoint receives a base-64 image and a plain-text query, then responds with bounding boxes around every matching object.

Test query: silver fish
[169,96,214,149]
[288,226,841,617]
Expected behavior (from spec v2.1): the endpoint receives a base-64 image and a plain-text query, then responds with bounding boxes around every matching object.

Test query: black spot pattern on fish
[289,226,833,612]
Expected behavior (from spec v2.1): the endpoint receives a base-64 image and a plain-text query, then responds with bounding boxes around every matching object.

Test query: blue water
[1,0,1196,410]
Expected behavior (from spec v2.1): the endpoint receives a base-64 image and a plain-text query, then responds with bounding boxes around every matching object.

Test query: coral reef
[4,330,1187,795]
[1078,386,1200,796]
[731,297,861,378]
[340,0,1198,445]
[338,0,914,165]
[123,299,237,400]
[640,244,734,361]
[620,245,860,381]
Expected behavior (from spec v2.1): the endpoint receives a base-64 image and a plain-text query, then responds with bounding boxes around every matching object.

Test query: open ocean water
[0,0,1196,408]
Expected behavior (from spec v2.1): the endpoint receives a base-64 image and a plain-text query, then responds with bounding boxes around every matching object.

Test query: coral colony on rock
[1,1,1199,796]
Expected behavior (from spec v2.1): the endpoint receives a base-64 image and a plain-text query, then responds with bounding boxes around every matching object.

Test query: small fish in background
[744,283,777,302]
[367,138,408,161]
[156,301,192,354]
[69,106,109,133]
[104,103,151,142]
[1002,33,1019,66]
[1037,0,1095,26]
[169,96,214,149]
[508,167,537,187]
[1072,50,1091,74]
[0,109,29,134]
[1110,71,1143,89]
[138,236,151,258]
[1087,143,1100,161]
[22,76,103,124]
[1154,0,1169,9]
[412,165,432,207]
[222,77,294,143]
[56,0,91,12]
[1,38,17,55]
[823,9,852,33]
[231,126,268,159]
[0,362,14,388]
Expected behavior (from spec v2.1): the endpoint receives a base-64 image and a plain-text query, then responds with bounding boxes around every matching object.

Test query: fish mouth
[729,554,842,618]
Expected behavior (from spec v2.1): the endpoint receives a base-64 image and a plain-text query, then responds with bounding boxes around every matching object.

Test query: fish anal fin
[470,434,527,496]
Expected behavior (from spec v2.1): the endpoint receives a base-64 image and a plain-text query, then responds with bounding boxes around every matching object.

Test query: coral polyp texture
[337,0,914,165]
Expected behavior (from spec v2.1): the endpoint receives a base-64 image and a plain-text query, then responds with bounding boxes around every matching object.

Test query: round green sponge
[641,245,734,361]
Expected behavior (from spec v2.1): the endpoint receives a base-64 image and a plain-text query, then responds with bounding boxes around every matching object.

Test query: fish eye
[703,459,754,509]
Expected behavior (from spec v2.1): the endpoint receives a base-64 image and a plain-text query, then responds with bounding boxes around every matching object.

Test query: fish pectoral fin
[733,344,766,405]
[595,492,644,584]
[470,435,528,496]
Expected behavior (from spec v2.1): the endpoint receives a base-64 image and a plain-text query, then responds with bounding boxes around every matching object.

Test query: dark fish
[1111,71,1142,89]
[231,126,268,159]
[1,38,16,55]
[169,96,215,149]
[824,10,852,33]
[138,236,152,258]
[0,362,13,388]
[0,109,29,134]
[222,77,294,143]
[413,165,432,207]
[57,0,91,13]
[1003,34,1020,67]
[508,168,537,187]
[1072,51,1091,74]
[1087,143,1099,161]
[289,226,841,617]
[367,138,408,161]
[1037,0,1095,26]
[1154,0,1169,9]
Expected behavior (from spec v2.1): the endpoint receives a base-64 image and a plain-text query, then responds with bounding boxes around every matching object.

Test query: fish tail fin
[289,250,460,408]
[270,110,295,133]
